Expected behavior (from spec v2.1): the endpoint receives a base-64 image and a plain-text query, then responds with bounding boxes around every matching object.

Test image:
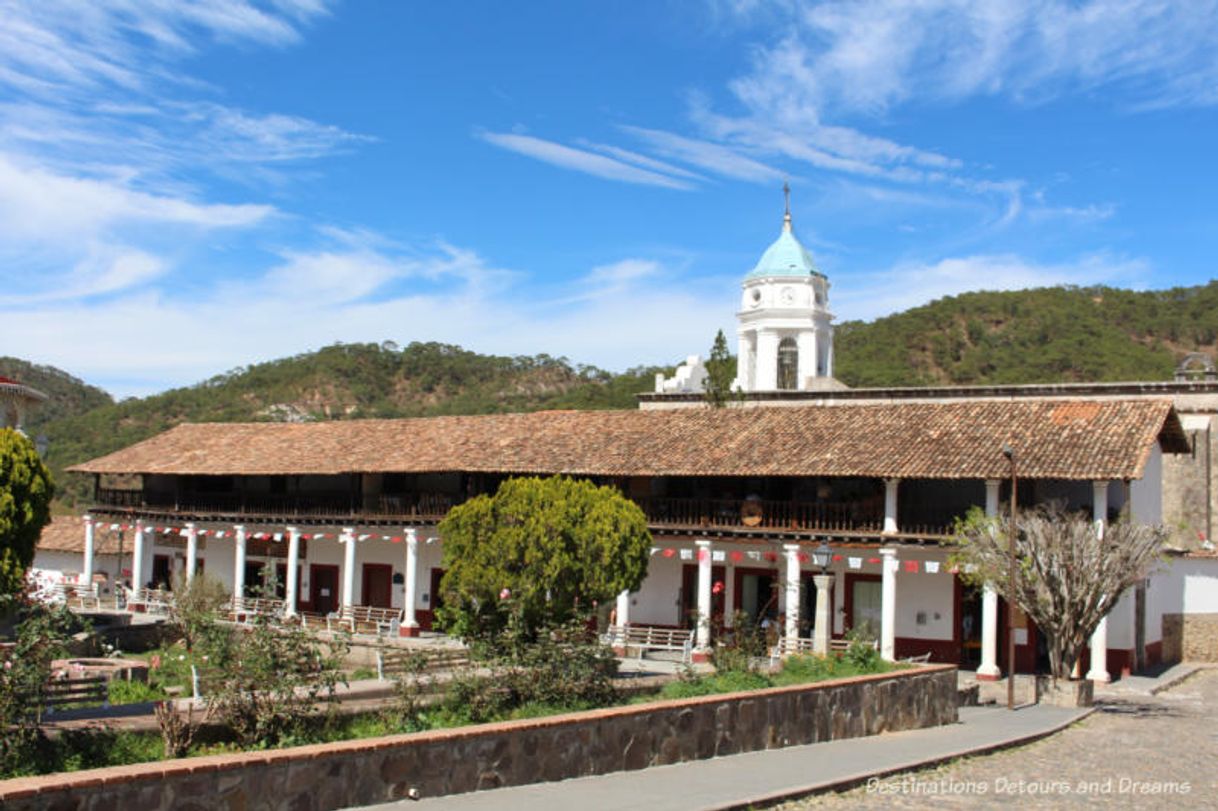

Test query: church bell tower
[735,185,834,392]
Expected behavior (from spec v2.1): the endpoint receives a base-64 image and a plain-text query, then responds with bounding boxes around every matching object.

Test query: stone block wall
[0,666,956,811]
[1163,613,1218,662]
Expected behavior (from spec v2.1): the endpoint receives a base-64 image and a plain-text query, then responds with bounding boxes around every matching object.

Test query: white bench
[828,638,878,653]
[327,605,402,637]
[133,587,174,615]
[603,624,694,664]
[231,597,286,623]
[769,635,816,664]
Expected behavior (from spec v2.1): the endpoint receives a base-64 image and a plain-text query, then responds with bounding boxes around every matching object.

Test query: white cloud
[834,252,1149,322]
[727,1,1218,115]
[0,242,732,397]
[479,131,695,189]
[620,126,784,183]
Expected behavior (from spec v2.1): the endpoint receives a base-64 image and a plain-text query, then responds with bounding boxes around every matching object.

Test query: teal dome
[745,223,820,280]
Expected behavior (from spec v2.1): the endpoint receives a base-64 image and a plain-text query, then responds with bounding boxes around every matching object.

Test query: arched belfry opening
[777,337,798,390]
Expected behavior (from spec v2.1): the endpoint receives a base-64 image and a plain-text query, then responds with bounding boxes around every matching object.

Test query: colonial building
[65,399,1186,680]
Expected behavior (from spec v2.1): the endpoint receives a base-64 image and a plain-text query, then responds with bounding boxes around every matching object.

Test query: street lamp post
[1003,444,1018,711]
[811,540,834,656]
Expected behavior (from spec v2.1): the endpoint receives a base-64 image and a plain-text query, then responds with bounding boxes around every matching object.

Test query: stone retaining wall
[0,665,957,811]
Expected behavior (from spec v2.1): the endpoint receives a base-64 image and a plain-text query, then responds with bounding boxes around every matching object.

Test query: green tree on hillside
[436,476,652,644]
[0,430,54,602]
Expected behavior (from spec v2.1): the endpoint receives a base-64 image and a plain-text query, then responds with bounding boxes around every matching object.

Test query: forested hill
[37,342,666,505]
[0,357,113,430]
[834,283,1218,387]
[14,281,1218,507]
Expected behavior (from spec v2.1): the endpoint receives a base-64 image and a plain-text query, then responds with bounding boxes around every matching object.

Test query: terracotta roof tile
[66,400,1186,482]
[36,515,122,555]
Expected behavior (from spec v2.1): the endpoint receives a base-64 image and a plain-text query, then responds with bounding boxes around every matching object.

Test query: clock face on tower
[780,287,795,305]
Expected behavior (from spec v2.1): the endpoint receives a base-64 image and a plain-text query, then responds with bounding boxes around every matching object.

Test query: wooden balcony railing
[94,489,953,536]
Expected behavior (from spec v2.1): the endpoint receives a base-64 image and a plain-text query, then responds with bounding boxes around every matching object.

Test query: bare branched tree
[953,503,1166,681]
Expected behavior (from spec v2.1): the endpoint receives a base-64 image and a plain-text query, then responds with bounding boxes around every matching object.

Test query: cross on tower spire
[782,181,792,232]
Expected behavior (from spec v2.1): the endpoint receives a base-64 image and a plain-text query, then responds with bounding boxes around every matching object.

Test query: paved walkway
[359,704,1089,811]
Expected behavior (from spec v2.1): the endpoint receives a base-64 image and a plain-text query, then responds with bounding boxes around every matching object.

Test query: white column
[695,539,713,653]
[403,528,420,633]
[615,589,631,628]
[755,329,780,390]
[341,527,357,609]
[978,479,1002,679]
[883,478,900,535]
[735,329,754,391]
[232,524,247,600]
[285,526,300,616]
[880,546,898,662]
[183,522,198,584]
[796,331,817,389]
[82,515,95,590]
[824,329,834,379]
[783,543,801,639]
[812,573,834,656]
[1087,481,1111,683]
[131,520,146,597]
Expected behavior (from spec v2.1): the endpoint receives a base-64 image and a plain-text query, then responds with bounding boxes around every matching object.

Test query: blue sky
[0,1,1216,397]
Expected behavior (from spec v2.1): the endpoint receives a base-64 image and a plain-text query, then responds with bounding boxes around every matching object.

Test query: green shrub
[108,678,165,705]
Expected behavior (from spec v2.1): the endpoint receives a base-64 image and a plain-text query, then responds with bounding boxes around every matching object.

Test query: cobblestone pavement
[780,669,1218,809]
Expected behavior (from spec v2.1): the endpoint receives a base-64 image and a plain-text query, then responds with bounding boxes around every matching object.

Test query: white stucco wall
[1130,444,1163,524]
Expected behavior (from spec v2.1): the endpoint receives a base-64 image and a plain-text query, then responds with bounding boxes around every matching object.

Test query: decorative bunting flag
[696,548,709,562]
[711,549,726,562]
[903,560,920,573]
[662,548,676,558]
[925,561,941,574]
[832,554,843,562]
[273,533,283,542]
[358,533,371,541]
[848,557,862,570]
[747,550,761,561]
[649,546,660,556]
[729,550,744,563]
[679,548,693,560]
[948,565,960,574]
[391,536,403,543]
[797,552,809,564]
[867,557,881,564]
[763,551,778,562]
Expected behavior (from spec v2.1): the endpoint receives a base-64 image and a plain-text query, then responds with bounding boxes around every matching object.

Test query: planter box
[0,665,957,811]
[1037,677,1094,707]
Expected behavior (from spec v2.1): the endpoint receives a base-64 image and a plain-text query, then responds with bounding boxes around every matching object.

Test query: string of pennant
[91,522,408,543]
[647,545,948,574]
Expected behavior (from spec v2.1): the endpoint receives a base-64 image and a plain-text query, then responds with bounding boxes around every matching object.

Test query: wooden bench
[326,605,402,637]
[603,624,694,664]
[375,647,470,681]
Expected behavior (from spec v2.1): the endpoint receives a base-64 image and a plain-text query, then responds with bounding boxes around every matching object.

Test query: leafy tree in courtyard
[437,476,652,643]
[0,429,54,602]
[952,503,1166,682]
[703,329,738,408]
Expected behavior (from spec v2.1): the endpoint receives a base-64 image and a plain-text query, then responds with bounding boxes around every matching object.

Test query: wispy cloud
[0,239,731,397]
[479,131,695,189]
[620,125,784,183]
[724,1,1218,115]
[834,252,1149,322]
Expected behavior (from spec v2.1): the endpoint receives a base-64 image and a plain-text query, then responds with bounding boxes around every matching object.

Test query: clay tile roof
[66,399,1187,482]
[36,515,123,555]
